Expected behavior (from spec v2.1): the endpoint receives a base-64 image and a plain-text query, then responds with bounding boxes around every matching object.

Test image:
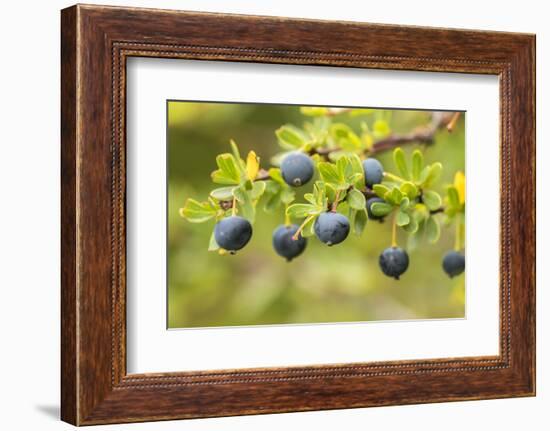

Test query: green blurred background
[167,101,465,328]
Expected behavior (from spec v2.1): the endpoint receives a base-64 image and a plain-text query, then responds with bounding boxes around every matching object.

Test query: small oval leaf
[396,210,410,226]
[393,147,410,179]
[209,187,235,201]
[286,203,318,219]
[370,201,393,217]
[423,190,442,211]
[426,216,441,243]
[347,188,367,210]
[412,149,424,182]
[447,186,460,209]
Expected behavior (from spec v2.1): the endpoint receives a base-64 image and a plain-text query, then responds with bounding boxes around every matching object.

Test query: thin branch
[292,215,314,241]
[446,112,461,133]
[253,112,460,194]
[309,111,459,158]
[331,189,342,212]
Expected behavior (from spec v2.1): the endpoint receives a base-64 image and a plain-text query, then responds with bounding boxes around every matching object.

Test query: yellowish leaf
[246,151,260,181]
[454,171,466,204]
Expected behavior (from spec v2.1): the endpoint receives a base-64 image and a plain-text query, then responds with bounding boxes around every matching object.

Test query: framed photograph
[61,4,536,425]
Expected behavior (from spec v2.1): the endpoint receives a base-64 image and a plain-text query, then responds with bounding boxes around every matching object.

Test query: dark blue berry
[272,224,307,261]
[366,197,386,220]
[214,216,252,252]
[314,212,350,246]
[281,152,314,187]
[362,158,384,187]
[379,247,409,280]
[442,251,465,278]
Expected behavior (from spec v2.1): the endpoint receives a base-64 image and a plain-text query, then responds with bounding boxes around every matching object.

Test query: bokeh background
[168,101,465,328]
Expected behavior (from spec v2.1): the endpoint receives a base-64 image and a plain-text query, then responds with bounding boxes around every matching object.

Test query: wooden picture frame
[61,4,535,425]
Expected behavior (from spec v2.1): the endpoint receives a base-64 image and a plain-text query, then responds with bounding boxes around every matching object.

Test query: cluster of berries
[214,152,464,279]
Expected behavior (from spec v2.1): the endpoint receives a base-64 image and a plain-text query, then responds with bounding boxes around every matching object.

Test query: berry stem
[331,189,342,212]
[447,112,461,132]
[231,195,237,216]
[284,203,291,226]
[383,172,406,183]
[292,215,314,241]
[391,211,398,247]
[454,218,461,251]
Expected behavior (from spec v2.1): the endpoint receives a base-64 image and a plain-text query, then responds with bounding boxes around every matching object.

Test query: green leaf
[411,149,423,182]
[348,153,363,175]
[370,201,393,217]
[412,203,430,223]
[419,162,443,188]
[209,186,235,201]
[233,186,256,223]
[208,230,220,251]
[323,183,336,202]
[347,173,363,187]
[229,139,246,173]
[264,188,282,212]
[318,162,343,185]
[330,123,362,151]
[264,179,280,194]
[402,217,419,233]
[393,148,410,179]
[275,125,307,150]
[447,186,460,209]
[425,216,440,243]
[243,179,254,191]
[423,190,442,211]
[286,203,318,219]
[348,154,365,187]
[350,208,368,236]
[396,210,410,226]
[407,222,424,251]
[399,197,410,211]
[387,187,403,205]
[264,180,294,212]
[264,178,283,195]
[336,156,350,180]
[400,182,419,200]
[179,198,217,223]
[304,193,316,205]
[347,188,366,210]
[266,169,295,204]
[267,167,285,185]
[336,155,363,187]
[250,181,266,200]
[211,153,242,185]
[373,184,390,198]
[280,187,296,205]
[312,182,327,206]
[327,150,346,163]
